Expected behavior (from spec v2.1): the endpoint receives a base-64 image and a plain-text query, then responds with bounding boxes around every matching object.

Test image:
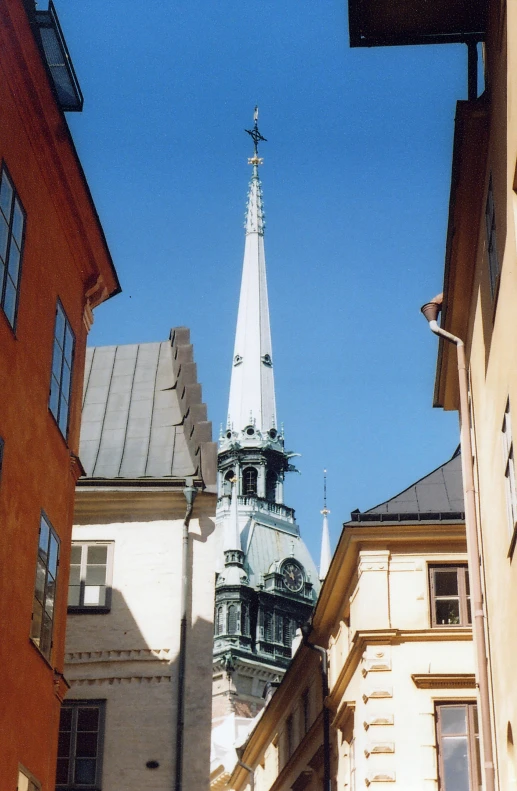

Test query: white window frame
[502,399,517,553]
[67,542,114,613]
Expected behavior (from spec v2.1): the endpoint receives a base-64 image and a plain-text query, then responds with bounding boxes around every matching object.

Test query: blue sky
[60,0,465,562]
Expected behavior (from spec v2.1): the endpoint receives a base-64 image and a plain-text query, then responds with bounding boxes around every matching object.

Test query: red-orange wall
[0,2,119,787]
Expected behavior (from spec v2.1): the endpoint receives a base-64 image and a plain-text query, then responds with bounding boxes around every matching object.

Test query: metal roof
[350,449,464,523]
[79,328,216,486]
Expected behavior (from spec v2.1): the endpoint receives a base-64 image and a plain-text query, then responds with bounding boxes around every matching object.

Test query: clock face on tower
[281,560,304,593]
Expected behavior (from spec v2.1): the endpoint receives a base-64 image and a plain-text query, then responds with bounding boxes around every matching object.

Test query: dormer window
[262,353,272,367]
[233,354,243,366]
[243,467,258,496]
[245,426,255,437]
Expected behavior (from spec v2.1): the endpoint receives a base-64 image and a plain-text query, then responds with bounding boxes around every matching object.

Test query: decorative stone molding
[65,648,172,663]
[365,771,396,785]
[363,714,394,730]
[362,647,391,676]
[364,742,395,757]
[358,550,390,575]
[411,673,476,689]
[70,675,172,686]
[362,687,393,703]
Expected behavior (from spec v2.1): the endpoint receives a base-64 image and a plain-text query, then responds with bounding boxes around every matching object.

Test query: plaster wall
[65,508,216,791]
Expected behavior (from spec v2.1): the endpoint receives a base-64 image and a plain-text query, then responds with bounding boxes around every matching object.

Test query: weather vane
[245,106,266,166]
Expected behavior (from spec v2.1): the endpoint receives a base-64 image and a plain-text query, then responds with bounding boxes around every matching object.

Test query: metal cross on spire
[245,106,267,166]
[321,469,330,517]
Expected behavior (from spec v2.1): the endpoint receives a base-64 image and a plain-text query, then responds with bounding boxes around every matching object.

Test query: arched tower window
[266,470,277,502]
[241,603,249,636]
[223,469,234,497]
[215,606,224,635]
[243,467,258,496]
[227,604,237,634]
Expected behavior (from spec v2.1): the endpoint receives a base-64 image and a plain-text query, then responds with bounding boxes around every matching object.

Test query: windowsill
[67,606,111,615]
[29,636,53,669]
[431,624,472,629]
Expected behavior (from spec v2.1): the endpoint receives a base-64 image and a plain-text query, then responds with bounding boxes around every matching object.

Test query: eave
[434,98,489,409]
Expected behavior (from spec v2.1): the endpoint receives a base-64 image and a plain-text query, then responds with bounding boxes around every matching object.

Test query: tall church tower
[213,110,319,721]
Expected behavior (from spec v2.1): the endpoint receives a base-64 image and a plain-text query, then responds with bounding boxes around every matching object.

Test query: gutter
[174,478,198,791]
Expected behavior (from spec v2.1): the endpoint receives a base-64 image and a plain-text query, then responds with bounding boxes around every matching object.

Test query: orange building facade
[0,2,120,789]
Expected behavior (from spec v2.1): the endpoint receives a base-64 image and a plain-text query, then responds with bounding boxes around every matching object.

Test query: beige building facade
[60,328,217,791]
[226,453,480,791]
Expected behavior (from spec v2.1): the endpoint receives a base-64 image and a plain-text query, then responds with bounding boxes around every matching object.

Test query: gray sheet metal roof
[79,328,216,485]
[350,449,464,522]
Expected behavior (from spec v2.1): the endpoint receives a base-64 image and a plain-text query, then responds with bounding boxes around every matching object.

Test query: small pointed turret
[226,107,276,437]
[319,469,331,581]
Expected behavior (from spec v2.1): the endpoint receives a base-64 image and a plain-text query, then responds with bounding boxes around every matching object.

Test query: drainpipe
[421,296,495,791]
[237,759,255,791]
[174,479,198,791]
[301,624,331,791]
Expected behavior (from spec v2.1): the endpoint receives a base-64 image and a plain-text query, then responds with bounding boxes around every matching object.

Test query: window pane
[87,545,108,565]
[0,172,13,220]
[52,340,64,381]
[55,304,65,346]
[467,598,472,624]
[49,375,60,417]
[12,199,24,245]
[45,573,56,617]
[39,516,50,555]
[465,572,470,596]
[434,570,459,596]
[84,585,105,606]
[85,565,107,585]
[442,736,470,791]
[436,599,460,625]
[64,324,74,365]
[17,772,29,791]
[58,729,72,757]
[55,758,69,785]
[7,239,20,282]
[58,395,69,435]
[40,612,53,657]
[48,534,59,577]
[69,564,81,586]
[70,544,82,564]
[441,706,467,734]
[34,558,46,604]
[61,361,71,401]
[68,585,80,606]
[76,731,98,757]
[31,600,43,644]
[59,707,73,730]
[0,215,8,261]
[77,707,99,731]
[74,758,96,784]
[3,278,16,324]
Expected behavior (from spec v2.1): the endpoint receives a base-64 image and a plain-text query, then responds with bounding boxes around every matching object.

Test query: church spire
[319,469,331,581]
[226,107,276,437]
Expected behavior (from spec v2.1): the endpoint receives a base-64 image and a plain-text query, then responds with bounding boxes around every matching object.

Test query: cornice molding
[69,675,172,687]
[411,673,476,689]
[74,486,216,524]
[65,648,172,664]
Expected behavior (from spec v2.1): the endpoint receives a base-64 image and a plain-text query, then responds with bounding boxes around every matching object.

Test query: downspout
[301,625,331,791]
[237,759,255,791]
[421,297,495,791]
[174,479,198,791]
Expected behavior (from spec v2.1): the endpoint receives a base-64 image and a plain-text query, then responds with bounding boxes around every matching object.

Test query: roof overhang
[434,99,489,409]
[348,0,487,48]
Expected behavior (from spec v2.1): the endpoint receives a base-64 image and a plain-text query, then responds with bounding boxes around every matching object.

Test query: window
[486,175,500,298]
[68,543,113,612]
[0,435,4,482]
[502,399,517,544]
[222,469,234,496]
[436,702,480,790]
[0,165,25,329]
[31,513,59,661]
[17,766,41,791]
[429,565,471,627]
[266,470,277,502]
[49,300,75,439]
[286,715,294,759]
[227,604,238,634]
[215,606,224,635]
[243,467,258,496]
[56,700,105,789]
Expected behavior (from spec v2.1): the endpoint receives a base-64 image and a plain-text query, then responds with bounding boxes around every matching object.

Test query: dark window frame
[56,699,106,790]
[67,542,114,614]
[0,162,26,330]
[435,701,480,791]
[30,512,60,662]
[485,175,500,300]
[243,466,258,496]
[429,564,471,627]
[49,299,75,440]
